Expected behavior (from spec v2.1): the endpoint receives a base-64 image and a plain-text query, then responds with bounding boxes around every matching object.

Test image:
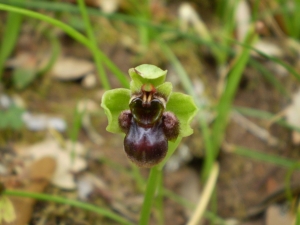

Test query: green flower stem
[3,190,133,225]
[131,163,146,192]
[0,3,129,89]
[156,171,164,225]
[139,138,182,225]
[139,166,161,225]
[77,0,109,90]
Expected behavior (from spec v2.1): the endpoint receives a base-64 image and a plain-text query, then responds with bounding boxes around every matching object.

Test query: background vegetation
[1,0,300,224]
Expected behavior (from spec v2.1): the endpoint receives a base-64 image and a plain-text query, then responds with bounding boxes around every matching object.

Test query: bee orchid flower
[101,64,198,168]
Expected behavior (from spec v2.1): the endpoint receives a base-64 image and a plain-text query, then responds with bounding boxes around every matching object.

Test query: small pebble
[82,73,97,89]
[0,95,12,109]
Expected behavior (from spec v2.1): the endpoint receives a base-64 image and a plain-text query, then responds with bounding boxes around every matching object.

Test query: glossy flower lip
[130,98,164,127]
[101,64,199,138]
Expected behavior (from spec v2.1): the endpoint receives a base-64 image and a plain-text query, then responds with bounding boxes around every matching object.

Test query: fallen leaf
[265,204,294,225]
[51,56,95,81]
[24,139,87,190]
[4,157,56,225]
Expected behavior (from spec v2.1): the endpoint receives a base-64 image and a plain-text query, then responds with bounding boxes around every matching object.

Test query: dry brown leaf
[24,139,87,190]
[4,157,56,225]
[265,205,294,225]
[51,56,95,80]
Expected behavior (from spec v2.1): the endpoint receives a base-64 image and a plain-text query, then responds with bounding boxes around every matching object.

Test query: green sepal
[129,64,167,93]
[156,82,173,101]
[166,92,199,137]
[101,88,131,134]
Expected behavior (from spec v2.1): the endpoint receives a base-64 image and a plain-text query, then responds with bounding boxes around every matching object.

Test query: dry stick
[231,111,280,146]
[186,163,220,225]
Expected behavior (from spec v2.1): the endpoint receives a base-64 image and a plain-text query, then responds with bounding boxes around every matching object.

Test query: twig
[231,110,280,146]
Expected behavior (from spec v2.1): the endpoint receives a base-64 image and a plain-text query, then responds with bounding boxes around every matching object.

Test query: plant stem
[77,0,110,90]
[139,166,161,225]
[131,163,146,192]
[155,171,164,225]
[4,190,133,225]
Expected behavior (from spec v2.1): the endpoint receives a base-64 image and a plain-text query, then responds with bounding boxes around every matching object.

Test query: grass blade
[0,10,23,80]
[231,145,299,168]
[250,59,289,98]
[159,42,213,180]
[234,106,300,133]
[4,190,133,225]
[211,29,256,158]
[77,0,110,90]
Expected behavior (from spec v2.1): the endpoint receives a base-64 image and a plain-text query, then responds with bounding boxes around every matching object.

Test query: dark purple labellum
[118,84,179,168]
[124,118,167,167]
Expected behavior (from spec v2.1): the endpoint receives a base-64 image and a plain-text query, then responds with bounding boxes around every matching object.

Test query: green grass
[77,0,109,90]
[3,190,133,225]
[232,145,299,168]
[0,8,23,80]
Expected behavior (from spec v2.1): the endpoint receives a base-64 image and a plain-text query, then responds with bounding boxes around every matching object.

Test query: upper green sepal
[156,82,173,101]
[101,88,130,134]
[129,64,167,93]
